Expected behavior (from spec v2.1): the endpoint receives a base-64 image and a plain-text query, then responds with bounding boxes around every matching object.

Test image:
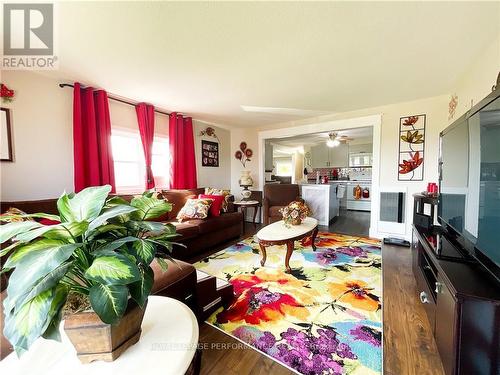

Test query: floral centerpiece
[279,200,310,226]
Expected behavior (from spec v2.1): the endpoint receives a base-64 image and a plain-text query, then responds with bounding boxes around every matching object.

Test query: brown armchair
[263,184,302,225]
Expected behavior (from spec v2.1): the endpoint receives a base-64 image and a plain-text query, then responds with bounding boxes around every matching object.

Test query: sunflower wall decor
[398,114,425,181]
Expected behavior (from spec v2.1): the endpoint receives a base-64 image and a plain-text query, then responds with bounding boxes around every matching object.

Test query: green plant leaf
[89,283,128,324]
[0,212,60,222]
[155,257,169,272]
[41,285,69,342]
[17,262,73,310]
[86,224,128,241]
[85,252,141,285]
[57,185,111,222]
[105,196,130,207]
[0,221,42,244]
[125,220,168,233]
[131,240,155,264]
[129,265,153,308]
[3,288,54,354]
[130,195,172,220]
[5,243,80,312]
[13,224,66,242]
[0,240,23,258]
[95,236,139,253]
[87,205,137,233]
[4,239,70,268]
[43,221,89,242]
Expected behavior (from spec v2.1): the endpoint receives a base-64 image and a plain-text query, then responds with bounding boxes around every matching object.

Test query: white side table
[0,296,199,375]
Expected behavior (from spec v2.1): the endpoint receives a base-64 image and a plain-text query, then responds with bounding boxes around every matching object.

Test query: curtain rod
[58,83,183,117]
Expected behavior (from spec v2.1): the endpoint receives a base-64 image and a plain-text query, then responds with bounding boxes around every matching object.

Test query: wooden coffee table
[256,217,319,273]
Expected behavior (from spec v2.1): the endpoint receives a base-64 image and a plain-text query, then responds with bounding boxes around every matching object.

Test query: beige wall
[193,121,231,189]
[0,72,231,201]
[1,71,73,201]
[451,34,500,121]
[230,128,259,200]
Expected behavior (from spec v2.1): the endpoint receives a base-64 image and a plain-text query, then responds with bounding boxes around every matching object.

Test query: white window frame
[111,128,170,194]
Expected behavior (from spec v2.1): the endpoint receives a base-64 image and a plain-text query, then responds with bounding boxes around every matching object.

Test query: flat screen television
[438,89,500,282]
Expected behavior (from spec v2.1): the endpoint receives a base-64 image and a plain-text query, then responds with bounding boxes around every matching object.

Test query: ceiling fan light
[326,139,340,147]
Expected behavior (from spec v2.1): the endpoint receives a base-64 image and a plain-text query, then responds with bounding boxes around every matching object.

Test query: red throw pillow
[38,218,61,225]
[198,194,224,217]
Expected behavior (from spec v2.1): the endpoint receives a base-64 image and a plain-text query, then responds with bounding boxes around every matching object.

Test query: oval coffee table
[256,217,319,273]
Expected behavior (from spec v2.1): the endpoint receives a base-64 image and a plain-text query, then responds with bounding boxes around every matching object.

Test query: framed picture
[202,140,219,167]
[398,114,425,181]
[1,108,13,162]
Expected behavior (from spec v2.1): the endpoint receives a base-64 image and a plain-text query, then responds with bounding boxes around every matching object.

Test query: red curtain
[169,113,197,189]
[135,103,155,189]
[73,82,116,192]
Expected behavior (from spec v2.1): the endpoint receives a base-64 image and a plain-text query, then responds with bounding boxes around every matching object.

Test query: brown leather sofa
[0,187,243,260]
[263,184,302,225]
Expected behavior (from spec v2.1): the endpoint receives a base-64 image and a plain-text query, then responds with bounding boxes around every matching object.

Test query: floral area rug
[194,232,382,375]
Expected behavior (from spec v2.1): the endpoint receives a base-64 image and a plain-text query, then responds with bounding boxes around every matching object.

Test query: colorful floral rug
[194,232,382,375]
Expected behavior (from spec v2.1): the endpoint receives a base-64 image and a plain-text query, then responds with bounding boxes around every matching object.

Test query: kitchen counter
[300,184,340,225]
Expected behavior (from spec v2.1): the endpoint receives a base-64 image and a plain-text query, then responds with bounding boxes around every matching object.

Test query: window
[275,158,292,176]
[111,129,169,193]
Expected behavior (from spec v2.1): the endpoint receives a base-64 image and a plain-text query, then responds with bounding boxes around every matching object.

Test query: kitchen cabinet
[265,142,274,171]
[311,144,348,168]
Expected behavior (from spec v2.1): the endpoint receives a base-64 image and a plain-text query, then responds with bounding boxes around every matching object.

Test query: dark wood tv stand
[412,225,500,375]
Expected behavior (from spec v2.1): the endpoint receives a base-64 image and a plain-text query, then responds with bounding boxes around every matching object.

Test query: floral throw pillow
[176,198,213,222]
[204,188,231,212]
[0,207,32,222]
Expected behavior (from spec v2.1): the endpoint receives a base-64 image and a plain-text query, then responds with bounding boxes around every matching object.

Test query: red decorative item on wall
[235,142,253,168]
[0,84,15,103]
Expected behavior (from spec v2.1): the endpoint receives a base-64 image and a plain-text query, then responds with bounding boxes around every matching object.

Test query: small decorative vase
[291,218,302,225]
[238,170,253,186]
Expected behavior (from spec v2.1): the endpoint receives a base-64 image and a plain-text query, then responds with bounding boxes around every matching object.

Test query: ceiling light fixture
[326,133,340,147]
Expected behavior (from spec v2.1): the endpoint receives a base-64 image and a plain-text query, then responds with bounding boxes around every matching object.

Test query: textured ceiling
[43,1,500,127]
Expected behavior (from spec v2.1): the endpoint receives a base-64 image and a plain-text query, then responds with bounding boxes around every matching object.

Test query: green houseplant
[0,185,178,358]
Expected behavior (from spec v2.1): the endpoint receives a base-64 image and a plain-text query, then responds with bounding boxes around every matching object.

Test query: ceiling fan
[326,132,354,147]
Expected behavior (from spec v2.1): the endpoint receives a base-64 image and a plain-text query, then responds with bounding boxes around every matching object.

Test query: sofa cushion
[198,194,224,217]
[169,221,199,241]
[204,188,232,212]
[150,258,195,295]
[160,188,205,219]
[176,198,213,221]
[187,211,243,234]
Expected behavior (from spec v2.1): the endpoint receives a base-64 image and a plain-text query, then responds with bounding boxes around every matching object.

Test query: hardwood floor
[326,208,371,237]
[195,224,445,375]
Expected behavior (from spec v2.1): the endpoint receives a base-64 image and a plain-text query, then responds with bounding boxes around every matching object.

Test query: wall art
[398,114,425,181]
[1,108,13,162]
[235,141,253,168]
[202,140,219,167]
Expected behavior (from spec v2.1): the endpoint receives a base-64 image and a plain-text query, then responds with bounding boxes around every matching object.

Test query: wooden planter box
[64,299,147,364]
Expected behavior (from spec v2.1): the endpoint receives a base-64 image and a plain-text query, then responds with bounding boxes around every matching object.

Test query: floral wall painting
[202,140,219,167]
[235,142,253,168]
[1,108,13,162]
[398,114,425,181]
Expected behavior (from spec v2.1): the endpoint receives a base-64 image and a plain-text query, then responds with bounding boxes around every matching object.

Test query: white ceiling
[43,1,499,127]
[270,126,373,150]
